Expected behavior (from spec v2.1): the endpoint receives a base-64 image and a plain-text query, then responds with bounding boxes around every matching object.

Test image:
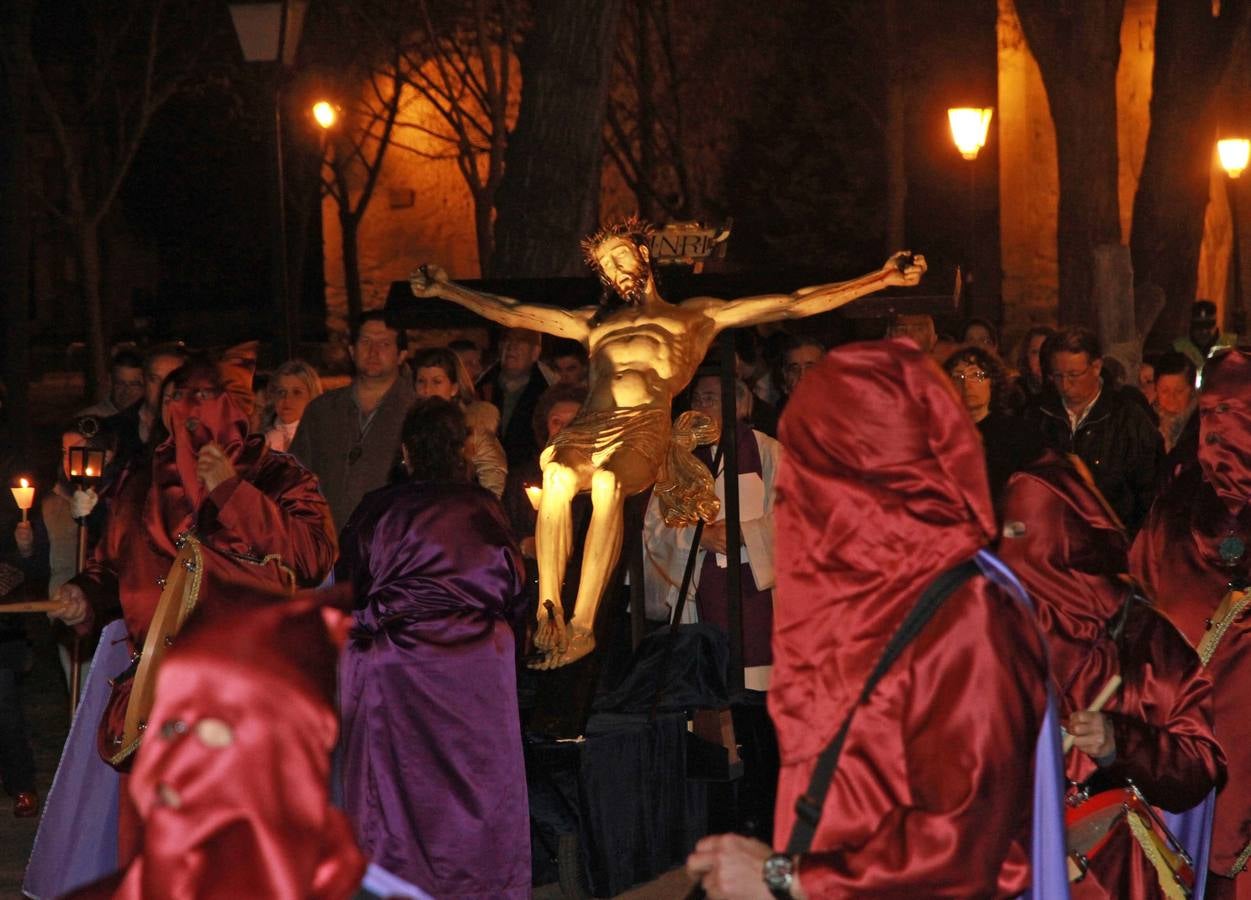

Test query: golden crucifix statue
[411,219,925,669]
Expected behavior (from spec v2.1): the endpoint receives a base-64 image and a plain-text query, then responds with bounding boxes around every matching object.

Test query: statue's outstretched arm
[410,265,592,341]
[707,252,925,331]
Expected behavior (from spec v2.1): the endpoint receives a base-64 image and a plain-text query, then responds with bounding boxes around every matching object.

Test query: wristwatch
[762,853,795,899]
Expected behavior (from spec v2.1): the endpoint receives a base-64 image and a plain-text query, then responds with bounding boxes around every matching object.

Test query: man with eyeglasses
[1027,327,1161,536]
[778,336,825,414]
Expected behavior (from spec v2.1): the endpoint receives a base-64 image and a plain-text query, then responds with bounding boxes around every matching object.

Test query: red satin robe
[1131,350,1251,895]
[67,590,365,899]
[1000,459,1224,899]
[771,341,1048,897]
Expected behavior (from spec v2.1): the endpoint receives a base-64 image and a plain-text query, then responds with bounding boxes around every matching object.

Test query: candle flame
[85,466,95,478]
[19,478,28,488]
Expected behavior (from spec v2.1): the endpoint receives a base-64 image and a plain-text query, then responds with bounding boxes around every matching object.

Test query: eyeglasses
[1050,365,1094,385]
[949,370,988,385]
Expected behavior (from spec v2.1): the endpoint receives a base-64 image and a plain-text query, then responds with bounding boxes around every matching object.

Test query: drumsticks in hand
[1062,674,1122,753]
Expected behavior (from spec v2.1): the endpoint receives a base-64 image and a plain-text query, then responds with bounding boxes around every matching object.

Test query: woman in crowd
[960,317,1000,354]
[411,346,508,497]
[336,398,529,898]
[943,345,1043,509]
[1013,324,1056,410]
[264,359,323,452]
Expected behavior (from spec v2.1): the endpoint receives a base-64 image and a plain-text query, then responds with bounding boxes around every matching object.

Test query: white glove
[71,488,99,520]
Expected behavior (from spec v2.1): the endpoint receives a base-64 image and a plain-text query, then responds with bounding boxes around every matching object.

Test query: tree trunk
[0,0,33,453]
[340,207,363,325]
[474,191,495,276]
[79,219,109,399]
[1015,0,1125,330]
[884,0,907,253]
[490,0,623,277]
[1130,0,1250,350]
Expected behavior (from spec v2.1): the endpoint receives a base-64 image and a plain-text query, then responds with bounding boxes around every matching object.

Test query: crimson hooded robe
[1132,349,1251,896]
[770,341,1048,897]
[1000,454,1224,898]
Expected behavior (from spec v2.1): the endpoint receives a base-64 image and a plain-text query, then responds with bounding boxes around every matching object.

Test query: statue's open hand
[409,264,449,298]
[882,251,926,287]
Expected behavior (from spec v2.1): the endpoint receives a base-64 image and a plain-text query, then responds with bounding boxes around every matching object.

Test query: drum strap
[784,558,980,856]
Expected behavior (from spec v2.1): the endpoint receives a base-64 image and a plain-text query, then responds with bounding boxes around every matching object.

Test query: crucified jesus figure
[411,220,925,669]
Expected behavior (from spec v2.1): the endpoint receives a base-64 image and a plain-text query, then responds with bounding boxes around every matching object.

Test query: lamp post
[1219,138,1249,333]
[229,2,308,361]
[948,107,993,311]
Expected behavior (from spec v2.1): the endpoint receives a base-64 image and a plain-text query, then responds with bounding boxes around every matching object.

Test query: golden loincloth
[542,406,720,527]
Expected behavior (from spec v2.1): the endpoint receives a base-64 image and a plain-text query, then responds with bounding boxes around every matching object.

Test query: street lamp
[229,2,309,360]
[948,107,994,161]
[312,100,338,131]
[1219,137,1250,334]
[948,107,994,312]
[1218,138,1250,179]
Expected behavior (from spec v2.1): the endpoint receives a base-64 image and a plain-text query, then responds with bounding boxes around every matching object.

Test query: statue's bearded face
[594,237,650,305]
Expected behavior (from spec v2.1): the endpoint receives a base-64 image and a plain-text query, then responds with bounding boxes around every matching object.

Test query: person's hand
[687,834,792,900]
[700,520,729,555]
[70,487,99,520]
[409,264,449,298]
[196,442,236,493]
[882,251,926,287]
[13,521,34,558]
[1067,710,1116,761]
[520,536,536,558]
[49,583,89,628]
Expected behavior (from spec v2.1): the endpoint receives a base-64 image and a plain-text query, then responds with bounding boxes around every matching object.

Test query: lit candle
[524,485,543,511]
[84,465,95,478]
[11,478,35,522]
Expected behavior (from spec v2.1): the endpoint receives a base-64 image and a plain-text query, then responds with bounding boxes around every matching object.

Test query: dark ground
[1,617,71,898]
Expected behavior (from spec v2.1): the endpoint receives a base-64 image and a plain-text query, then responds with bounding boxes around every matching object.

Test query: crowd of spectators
[3,291,1246,898]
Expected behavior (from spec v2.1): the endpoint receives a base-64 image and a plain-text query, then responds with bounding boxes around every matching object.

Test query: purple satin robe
[336,481,529,899]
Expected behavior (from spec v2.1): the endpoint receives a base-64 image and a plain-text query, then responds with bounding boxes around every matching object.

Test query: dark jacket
[1027,386,1162,537]
[481,365,548,468]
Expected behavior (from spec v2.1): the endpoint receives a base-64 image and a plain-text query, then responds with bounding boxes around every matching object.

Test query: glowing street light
[312,100,338,130]
[1218,138,1250,179]
[948,107,994,161]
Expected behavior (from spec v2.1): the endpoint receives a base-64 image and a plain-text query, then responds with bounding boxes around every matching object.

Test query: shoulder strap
[784,557,981,856]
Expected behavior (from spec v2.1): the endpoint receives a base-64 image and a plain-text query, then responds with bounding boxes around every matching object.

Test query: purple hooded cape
[336,481,528,900]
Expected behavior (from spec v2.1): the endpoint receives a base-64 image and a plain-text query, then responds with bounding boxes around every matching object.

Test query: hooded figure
[768,341,1049,897]
[65,588,366,900]
[1133,349,1251,897]
[53,355,336,861]
[1001,453,1224,898]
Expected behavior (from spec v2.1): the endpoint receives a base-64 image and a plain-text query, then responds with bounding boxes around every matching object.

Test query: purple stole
[694,427,774,668]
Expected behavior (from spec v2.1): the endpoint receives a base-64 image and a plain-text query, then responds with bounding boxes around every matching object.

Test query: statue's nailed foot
[533,599,566,653]
[528,625,595,671]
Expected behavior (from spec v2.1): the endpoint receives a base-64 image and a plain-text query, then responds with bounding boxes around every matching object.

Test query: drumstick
[0,600,58,614]
[1062,674,1123,753]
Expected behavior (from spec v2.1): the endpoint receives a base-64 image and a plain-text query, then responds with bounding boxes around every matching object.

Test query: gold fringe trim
[1127,810,1187,900]
[1198,588,1250,666]
[1226,839,1251,877]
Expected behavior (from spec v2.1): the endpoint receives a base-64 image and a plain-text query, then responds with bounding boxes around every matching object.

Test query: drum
[1065,782,1195,897]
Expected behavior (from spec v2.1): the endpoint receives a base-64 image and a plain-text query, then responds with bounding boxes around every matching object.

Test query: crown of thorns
[581,217,655,269]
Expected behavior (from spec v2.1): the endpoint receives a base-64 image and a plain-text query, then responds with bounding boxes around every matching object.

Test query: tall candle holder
[64,444,106,714]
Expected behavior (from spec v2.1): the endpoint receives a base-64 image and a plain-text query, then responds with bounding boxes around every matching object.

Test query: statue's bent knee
[543,462,578,498]
[589,469,622,505]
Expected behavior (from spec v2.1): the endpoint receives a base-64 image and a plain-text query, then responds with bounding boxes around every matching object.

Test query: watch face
[763,853,794,890]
